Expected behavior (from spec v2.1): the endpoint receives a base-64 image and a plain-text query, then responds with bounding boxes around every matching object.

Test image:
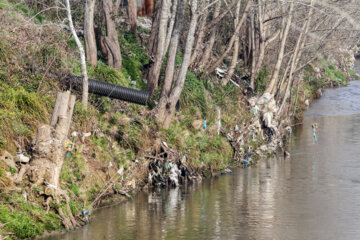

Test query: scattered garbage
[312,123,318,143]
[203,120,207,130]
[16,152,30,163]
[82,132,91,144]
[117,166,124,175]
[80,210,91,224]
[215,67,227,78]
[168,164,181,187]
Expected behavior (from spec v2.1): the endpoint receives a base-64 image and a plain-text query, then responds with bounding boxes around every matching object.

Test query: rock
[1,151,17,169]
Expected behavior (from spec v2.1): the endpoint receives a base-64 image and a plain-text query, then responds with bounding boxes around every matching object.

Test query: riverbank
[0,2,359,239]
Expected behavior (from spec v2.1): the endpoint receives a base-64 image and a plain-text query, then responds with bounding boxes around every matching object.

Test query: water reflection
[45,80,360,240]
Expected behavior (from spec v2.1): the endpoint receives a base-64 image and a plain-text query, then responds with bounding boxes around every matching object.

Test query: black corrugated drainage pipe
[65,75,149,105]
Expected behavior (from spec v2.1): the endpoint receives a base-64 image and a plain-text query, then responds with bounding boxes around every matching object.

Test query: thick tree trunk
[128,0,137,32]
[156,0,184,122]
[66,0,88,109]
[103,0,122,71]
[263,2,294,94]
[29,91,78,229]
[207,0,250,74]
[148,0,161,55]
[146,0,171,96]
[84,0,97,67]
[157,0,199,129]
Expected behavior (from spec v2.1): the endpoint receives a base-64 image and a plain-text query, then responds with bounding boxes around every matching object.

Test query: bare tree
[65,0,89,109]
[263,1,294,94]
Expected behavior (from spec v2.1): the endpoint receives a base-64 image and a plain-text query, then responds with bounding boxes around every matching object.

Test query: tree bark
[128,0,137,32]
[147,0,171,96]
[103,0,122,71]
[249,7,257,88]
[29,91,78,229]
[263,1,294,94]
[189,0,208,68]
[148,0,161,55]
[66,0,89,109]
[165,0,178,52]
[84,0,97,67]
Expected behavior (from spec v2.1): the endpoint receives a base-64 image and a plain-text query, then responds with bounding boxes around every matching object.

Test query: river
[46,64,360,240]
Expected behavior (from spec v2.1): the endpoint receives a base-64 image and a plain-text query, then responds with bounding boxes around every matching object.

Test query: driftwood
[27,91,79,229]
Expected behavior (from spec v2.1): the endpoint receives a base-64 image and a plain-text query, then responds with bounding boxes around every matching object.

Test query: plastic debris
[253,105,259,115]
[215,67,227,78]
[117,166,124,175]
[66,152,70,159]
[16,153,30,163]
[71,131,77,137]
[203,120,207,130]
[82,132,91,144]
[44,182,57,189]
[312,123,318,143]
[168,164,181,187]
[166,162,174,170]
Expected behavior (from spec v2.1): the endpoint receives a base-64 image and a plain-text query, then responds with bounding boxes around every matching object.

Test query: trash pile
[226,93,287,166]
[147,141,196,188]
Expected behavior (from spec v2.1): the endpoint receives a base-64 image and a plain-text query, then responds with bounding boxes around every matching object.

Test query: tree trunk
[263,1,294,94]
[189,0,208,67]
[165,0,178,52]
[249,8,257,88]
[198,0,221,69]
[66,0,89,109]
[207,0,250,74]
[103,0,122,71]
[156,0,184,121]
[276,1,313,118]
[146,0,171,97]
[222,0,241,86]
[28,91,78,229]
[157,0,199,129]
[148,0,161,55]
[84,0,97,67]
[128,0,137,32]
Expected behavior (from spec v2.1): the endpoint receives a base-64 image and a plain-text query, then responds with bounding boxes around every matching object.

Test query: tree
[156,0,200,128]
[102,0,122,71]
[146,0,171,97]
[65,0,89,109]
[128,0,137,32]
[84,0,97,67]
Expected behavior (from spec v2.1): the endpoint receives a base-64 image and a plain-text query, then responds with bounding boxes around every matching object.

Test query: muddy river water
[46,65,360,240]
